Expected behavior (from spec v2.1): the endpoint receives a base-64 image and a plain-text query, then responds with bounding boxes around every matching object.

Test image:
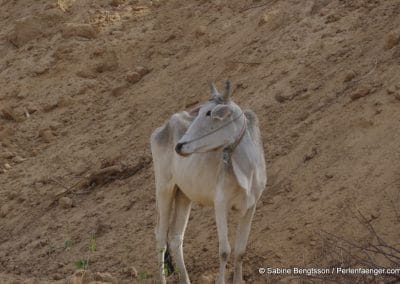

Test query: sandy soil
[1,0,400,283]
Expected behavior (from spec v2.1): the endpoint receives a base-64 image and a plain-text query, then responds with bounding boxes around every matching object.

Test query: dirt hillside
[1,0,400,283]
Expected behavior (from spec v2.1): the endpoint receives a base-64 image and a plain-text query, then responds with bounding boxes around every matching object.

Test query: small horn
[209,82,219,98]
[221,80,231,101]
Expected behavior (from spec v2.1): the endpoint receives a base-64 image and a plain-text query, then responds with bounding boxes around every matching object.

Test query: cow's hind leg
[156,181,175,284]
[169,188,192,283]
[232,205,256,284]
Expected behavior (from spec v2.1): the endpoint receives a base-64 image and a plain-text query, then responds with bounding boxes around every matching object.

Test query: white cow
[150,81,267,284]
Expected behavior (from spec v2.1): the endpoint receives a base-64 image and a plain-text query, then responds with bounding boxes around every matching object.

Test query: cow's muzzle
[175,142,190,157]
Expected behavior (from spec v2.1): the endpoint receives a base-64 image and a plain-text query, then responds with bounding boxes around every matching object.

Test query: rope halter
[182,107,247,164]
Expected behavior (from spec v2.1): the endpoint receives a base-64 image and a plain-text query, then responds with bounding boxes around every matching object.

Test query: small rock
[33,64,49,76]
[274,93,289,103]
[125,72,142,84]
[70,269,94,284]
[52,274,63,280]
[325,173,334,179]
[135,66,150,77]
[94,272,117,283]
[384,32,400,50]
[258,10,284,31]
[258,13,270,26]
[1,204,10,217]
[31,149,39,157]
[387,86,396,94]
[59,197,73,209]
[325,14,340,24]
[310,240,317,246]
[199,273,214,284]
[93,51,119,73]
[194,25,207,37]
[39,128,55,143]
[58,0,74,11]
[62,23,98,39]
[122,266,138,278]
[13,156,26,164]
[343,71,355,82]
[4,163,12,170]
[350,87,370,100]
[16,87,29,99]
[111,85,128,97]
[95,62,118,73]
[236,82,248,89]
[304,147,318,162]
[26,102,40,114]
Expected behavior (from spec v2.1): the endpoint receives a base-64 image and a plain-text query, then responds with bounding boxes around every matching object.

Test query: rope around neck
[223,115,247,164]
[182,111,245,145]
[181,111,247,165]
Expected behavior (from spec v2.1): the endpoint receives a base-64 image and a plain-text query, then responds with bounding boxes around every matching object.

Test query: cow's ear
[211,105,232,120]
[231,156,253,197]
[220,80,232,101]
[210,82,219,99]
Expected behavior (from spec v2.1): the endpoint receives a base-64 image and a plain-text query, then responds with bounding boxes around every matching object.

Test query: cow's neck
[222,116,247,165]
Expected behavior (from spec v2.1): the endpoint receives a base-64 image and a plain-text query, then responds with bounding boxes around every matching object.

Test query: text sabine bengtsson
[258,267,400,276]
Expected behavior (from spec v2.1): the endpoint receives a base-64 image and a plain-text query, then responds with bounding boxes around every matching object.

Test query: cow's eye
[206,110,211,116]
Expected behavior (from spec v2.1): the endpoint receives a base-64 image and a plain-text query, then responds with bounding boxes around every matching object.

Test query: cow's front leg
[155,183,175,284]
[169,189,192,284]
[233,204,256,284]
[214,178,231,284]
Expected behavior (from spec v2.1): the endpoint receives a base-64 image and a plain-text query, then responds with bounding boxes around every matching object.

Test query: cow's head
[175,81,245,156]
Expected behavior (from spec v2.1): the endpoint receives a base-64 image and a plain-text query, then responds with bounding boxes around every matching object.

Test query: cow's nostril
[175,143,184,152]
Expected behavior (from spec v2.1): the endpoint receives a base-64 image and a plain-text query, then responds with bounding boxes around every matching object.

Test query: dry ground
[1,0,400,283]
